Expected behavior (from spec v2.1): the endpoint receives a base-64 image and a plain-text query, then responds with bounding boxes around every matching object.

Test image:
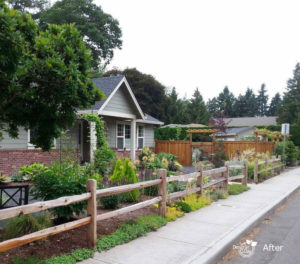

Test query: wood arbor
[187,129,219,161]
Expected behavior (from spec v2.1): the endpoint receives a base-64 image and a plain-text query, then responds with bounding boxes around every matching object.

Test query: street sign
[281,123,290,135]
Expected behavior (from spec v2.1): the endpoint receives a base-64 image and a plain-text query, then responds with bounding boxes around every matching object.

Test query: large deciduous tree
[12,0,123,69]
[278,63,300,123]
[104,68,167,121]
[0,2,102,150]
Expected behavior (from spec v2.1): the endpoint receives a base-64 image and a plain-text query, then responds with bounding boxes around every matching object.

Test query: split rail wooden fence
[253,156,283,184]
[0,162,249,252]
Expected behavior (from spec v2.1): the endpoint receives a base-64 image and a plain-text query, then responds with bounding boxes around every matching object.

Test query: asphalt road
[228,189,300,264]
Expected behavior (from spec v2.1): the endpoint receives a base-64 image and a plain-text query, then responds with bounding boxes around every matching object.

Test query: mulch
[0,202,159,264]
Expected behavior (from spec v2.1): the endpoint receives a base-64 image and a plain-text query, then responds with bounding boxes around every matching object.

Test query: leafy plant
[46,254,75,264]
[182,194,212,211]
[30,162,99,220]
[110,158,139,202]
[4,214,52,239]
[209,189,228,201]
[228,184,250,195]
[71,248,94,261]
[19,163,48,181]
[100,195,119,209]
[11,173,25,182]
[174,201,192,213]
[0,174,8,184]
[165,206,185,221]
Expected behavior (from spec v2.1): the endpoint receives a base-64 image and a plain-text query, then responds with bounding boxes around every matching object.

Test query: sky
[97,0,300,102]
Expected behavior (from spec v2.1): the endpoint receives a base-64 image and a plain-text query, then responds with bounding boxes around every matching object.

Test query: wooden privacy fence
[253,156,283,184]
[155,140,275,166]
[0,163,249,252]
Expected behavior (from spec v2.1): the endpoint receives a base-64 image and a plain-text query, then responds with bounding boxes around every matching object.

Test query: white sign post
[281,123,290,164]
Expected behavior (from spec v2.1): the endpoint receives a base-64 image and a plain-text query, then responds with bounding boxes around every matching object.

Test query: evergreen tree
[268,93,282,116]
[207,98,219,117]
[165,87,180,124]
[278,63,300,123]
[216,86,236,117]
[233,88,257,117]
[257,83,269,116]
[187,88,209,125]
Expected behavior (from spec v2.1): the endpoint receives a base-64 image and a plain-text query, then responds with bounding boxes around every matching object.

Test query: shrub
[228,184,250,195]
[182,194,212,211]
[97,216,166,252]
[30,162,99,220]
[110,158,139,202]
[165,206,185,221]
[209,189,228,201]
[100,195,119,209]
[167,181,185,193]
[247,162,254,179]
[174,201,192,213]
[4,214,52,239]
[19,163,48,181]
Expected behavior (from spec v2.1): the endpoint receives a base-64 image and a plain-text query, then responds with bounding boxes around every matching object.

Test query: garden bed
[0,203,158,264]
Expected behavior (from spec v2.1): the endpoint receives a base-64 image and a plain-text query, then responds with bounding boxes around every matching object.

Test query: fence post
[86,179,97,249]
[158,169,167,218]
[224,162,229,192]
[242,160,248,186]
[196,164,203,196]
[254,158,258,184]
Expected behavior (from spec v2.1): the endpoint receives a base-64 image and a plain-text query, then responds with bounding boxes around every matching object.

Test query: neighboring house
[161,123,206,128]
[0,75,163,176]
[215,127,255,141]
[222,116,278,127]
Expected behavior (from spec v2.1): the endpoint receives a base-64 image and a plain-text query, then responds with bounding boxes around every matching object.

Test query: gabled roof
[78,75,163,125]
[90,75,124,110]
[216,126,254,136]
[222,117,277,126]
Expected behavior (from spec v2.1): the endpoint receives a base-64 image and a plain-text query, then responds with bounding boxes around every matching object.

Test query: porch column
[90,121,97,161]
[130,119,136,161]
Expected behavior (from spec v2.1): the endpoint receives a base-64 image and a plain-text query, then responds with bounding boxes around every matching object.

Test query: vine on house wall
[82,114,115,176]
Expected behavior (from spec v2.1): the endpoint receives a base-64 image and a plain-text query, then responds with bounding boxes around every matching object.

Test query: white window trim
[137,125,144,150]
[27,129,56,150]
[116,122,126,150]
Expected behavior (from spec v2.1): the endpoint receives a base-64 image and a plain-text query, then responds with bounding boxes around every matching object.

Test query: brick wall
[0,149,61,176]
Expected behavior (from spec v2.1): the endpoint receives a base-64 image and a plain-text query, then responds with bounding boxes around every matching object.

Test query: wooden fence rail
[0,160,251,252]
[253,156,283,183]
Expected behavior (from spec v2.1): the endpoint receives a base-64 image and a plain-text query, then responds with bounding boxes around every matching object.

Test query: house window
[116,122,143,150]
[117,123,125,149]
[137,125,144,149]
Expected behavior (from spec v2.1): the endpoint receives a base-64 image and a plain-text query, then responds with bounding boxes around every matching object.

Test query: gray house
[215,127,256,141]
[0,75,163,175]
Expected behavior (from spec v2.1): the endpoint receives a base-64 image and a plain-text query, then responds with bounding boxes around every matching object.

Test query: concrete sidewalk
[82,167,300,264]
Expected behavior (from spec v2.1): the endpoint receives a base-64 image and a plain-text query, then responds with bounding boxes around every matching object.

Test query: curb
[185,182,300,264]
